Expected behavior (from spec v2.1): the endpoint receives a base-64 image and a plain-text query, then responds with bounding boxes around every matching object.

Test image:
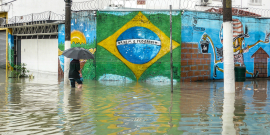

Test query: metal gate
[0,31,6,69]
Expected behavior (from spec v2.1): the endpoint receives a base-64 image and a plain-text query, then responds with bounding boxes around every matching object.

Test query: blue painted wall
[58,11,96,79]
[8,32,14,68]
[182,11,270,80]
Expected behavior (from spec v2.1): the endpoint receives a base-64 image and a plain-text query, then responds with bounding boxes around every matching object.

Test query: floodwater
[0,69,270,135]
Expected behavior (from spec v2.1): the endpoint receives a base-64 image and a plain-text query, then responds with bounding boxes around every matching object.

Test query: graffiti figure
[201,19,270,78]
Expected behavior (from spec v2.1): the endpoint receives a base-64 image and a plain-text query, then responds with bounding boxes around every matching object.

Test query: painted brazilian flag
[97,11,181,82]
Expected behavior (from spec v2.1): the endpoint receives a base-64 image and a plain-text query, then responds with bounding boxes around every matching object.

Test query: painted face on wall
[203,18,270,78]
[116,27,161,64]
[233,37,245,53]
[219,19,249,54]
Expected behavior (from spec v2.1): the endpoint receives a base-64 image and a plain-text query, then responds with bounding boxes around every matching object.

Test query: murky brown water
[1,69,270,134]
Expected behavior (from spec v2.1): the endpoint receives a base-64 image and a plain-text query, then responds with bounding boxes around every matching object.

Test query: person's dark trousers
[70,79,82,88]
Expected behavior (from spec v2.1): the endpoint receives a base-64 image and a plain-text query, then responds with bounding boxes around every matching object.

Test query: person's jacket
[69,59,80,79]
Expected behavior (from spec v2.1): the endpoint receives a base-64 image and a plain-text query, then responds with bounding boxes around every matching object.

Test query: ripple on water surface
[1,70,270,134]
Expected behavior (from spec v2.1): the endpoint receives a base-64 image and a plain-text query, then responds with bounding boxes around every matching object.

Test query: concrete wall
[182,11,270,81]
[2,0,64,19]
[108,0,270,17]
[1,0,110,19]
[1,0,94,18]
[21,39,58,74]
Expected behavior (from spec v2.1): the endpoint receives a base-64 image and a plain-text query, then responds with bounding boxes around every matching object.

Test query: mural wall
[58,11,96,79]
[182,11,270,80]
[8,32,14,69]
[97,11,181,82]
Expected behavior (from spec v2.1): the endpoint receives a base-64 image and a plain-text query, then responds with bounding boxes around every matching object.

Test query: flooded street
[1,69,270,134]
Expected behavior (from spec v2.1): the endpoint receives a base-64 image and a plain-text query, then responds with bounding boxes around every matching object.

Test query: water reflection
[87,82,181,134]
[252,81,267,110]
[222,93,236,135]
[233,81,270,134]
[234,82,246,133]
[1,69,270,134]
[179,82,214,134]
[0,69,8,129]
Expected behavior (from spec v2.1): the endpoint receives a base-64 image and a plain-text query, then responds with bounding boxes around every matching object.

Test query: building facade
[1,0,269,19]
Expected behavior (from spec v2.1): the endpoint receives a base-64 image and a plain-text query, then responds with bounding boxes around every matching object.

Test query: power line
[0,0,16,6]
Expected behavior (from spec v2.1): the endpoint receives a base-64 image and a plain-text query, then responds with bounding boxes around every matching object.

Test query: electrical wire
[0,0,16,6]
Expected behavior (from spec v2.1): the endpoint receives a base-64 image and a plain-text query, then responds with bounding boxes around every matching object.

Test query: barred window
[249,0,262,5]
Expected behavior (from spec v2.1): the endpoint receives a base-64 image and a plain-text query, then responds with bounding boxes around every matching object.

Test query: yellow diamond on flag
[98,12,180,81]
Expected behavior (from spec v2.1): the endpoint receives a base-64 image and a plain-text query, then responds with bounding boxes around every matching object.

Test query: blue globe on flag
[117,27,161,64]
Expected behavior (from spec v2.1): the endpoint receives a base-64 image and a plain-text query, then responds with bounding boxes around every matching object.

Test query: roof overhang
[1,20,65,36]
[0,20,65,28]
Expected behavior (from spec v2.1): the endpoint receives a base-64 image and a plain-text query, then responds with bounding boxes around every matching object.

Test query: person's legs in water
[70,79,76,88]
[75,79,83,88]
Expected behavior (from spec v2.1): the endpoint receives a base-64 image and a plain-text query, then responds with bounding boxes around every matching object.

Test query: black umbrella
[62,47,94,60]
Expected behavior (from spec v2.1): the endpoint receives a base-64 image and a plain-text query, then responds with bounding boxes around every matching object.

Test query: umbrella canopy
[62,47,94,60]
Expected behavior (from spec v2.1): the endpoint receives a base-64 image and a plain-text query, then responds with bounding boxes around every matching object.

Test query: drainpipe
[223,0,235,93]
[64,0,71,85]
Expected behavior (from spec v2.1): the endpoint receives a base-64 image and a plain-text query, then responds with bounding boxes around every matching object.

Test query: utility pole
[64,0,71,84]
[170,5,173,93]
[223,0,235,93]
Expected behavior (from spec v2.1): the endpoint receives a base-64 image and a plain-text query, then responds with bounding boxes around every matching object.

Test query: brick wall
[181,43,211,82]
[251,47,269,78]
